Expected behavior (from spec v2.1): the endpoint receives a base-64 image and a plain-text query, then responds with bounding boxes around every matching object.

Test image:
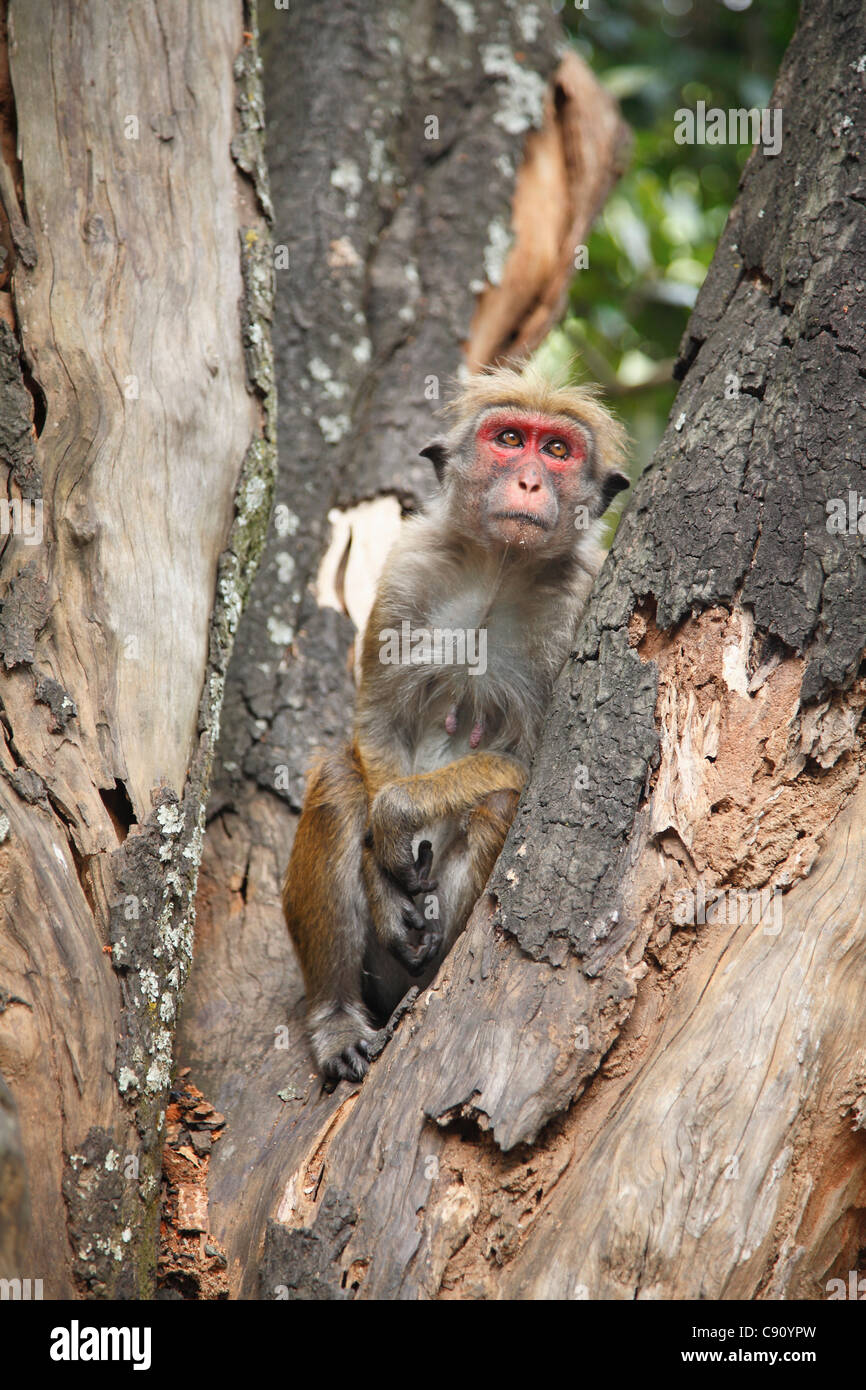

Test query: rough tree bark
[0,1,274,1296]
[243,0,866,1300]
[177,0,628,1298]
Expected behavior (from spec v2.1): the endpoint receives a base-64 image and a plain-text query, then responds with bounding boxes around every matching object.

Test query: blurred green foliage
[535,0,799,494]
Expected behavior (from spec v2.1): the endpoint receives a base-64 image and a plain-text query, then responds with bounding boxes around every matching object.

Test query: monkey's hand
[366,787,438,896]
[393,896,443,977]
[363,841,442,977]
[407,839,437,896]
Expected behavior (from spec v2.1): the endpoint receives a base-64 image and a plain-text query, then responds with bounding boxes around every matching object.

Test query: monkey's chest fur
[404,587,560,914]
[405,583,565,774]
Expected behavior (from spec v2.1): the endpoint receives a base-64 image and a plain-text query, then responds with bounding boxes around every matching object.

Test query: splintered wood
[157,1069,229,1300]
[625,602,866,964]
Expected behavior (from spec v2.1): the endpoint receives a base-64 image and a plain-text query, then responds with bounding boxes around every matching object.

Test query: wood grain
[504,777,866,1299]
[0,0,273,1294]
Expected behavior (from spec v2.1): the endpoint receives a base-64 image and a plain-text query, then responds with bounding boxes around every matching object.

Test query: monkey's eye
[544,438,570,460]
[495,428,523,448]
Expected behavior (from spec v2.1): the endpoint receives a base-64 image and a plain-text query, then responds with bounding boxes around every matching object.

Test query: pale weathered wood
[0,0,274,1295]
[501,776,866,1299]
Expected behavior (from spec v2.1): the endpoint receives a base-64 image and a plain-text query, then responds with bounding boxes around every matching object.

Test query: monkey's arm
[282,747,380,1085]
[366,751,526,889]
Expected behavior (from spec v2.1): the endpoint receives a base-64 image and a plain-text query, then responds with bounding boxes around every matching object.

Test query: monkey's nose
[518,476,542,493]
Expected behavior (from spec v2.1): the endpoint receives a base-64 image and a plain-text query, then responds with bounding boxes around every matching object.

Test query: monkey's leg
[282,748,378,1087]
[363,788,518,1013]
[368,752,526,891]
[434,787,520,950]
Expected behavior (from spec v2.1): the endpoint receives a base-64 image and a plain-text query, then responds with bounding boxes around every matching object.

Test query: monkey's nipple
[469,719,484,749]
[445,704,458,736]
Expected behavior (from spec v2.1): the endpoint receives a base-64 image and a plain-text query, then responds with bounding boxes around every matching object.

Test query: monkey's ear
[600,470,630,513]
[419,438,450,484]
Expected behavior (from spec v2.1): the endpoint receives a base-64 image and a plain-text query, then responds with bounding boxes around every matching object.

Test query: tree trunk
[0,0,274,1297]
[210,0,866,1301]
[177,0,628,1298]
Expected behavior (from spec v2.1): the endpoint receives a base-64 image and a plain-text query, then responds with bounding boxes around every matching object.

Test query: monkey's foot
[321,1041,370,1091]
[308,1004,377,1091]
[388,899,442,977]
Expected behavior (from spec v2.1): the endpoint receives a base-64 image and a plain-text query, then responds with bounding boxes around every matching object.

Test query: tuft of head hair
[445,360,629,474]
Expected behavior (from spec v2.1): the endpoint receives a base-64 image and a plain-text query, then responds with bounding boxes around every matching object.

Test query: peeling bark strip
[243,0,865,1300]
[175,0,628,1300]
[467,49,629,369]
[0,1,274,1295]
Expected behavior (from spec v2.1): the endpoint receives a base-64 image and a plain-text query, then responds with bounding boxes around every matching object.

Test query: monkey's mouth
[490,510,551,531]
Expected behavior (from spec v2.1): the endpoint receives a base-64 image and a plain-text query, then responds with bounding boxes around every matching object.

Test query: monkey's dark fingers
[381,835,435,896]
[403,840,438,894]
[388,865,437,895]
[403,868,439,896]
[400,900,426,932]
[321,1045,370,1090]
[390,909,443,976]
[403,931,443,976]
[340,1045,369,1078]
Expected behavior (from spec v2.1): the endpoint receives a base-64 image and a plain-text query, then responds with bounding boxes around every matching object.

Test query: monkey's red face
[473,410,591,549]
